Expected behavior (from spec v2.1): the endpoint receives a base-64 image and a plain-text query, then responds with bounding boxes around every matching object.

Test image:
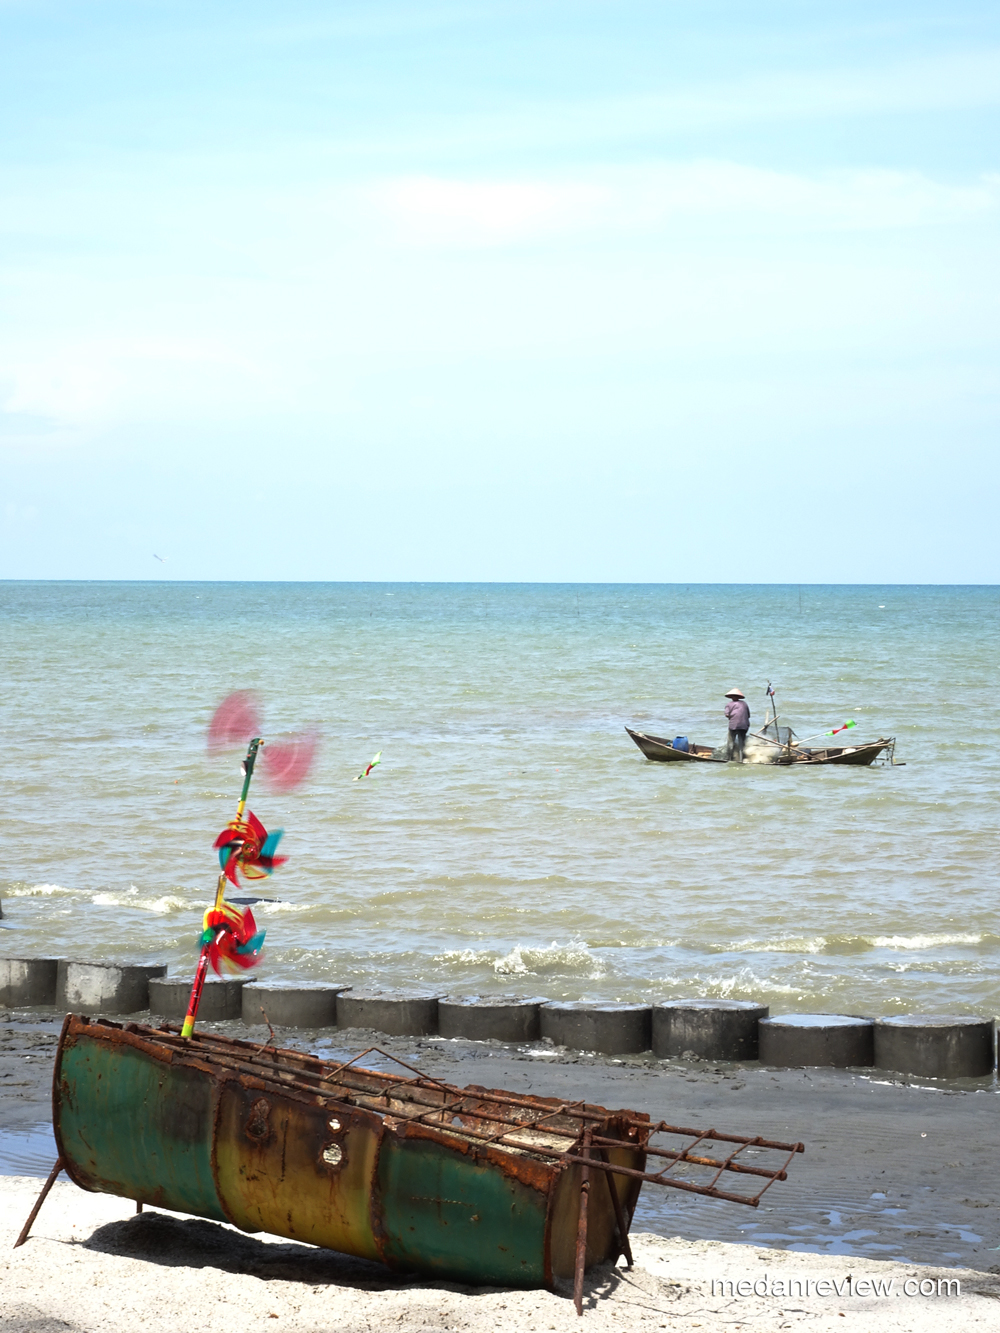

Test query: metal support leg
[14,1158,64,1249]
[573,1127,592,1316]
[599,1148,633,1269]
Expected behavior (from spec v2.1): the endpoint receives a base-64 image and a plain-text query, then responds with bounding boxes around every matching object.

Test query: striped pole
[181,738,262,1039]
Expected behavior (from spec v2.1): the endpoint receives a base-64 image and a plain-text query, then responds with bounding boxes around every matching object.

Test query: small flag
[354,751,382,781]
[825,720,856,737]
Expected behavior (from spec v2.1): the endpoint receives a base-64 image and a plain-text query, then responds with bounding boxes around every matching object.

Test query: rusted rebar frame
[137,1024,801,1204]
[160,1025,801,1155]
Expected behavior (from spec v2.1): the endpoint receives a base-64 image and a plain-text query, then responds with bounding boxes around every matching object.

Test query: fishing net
[711,724,799,764]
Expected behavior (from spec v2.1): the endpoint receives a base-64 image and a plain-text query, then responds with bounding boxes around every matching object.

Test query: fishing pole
[795,720,857,746]
[764,681,778,738]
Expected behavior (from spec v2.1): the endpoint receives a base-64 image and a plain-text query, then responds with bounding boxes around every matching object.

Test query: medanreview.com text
[711,1273,960,1299]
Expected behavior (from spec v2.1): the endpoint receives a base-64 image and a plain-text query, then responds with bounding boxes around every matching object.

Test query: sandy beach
[4,1176,1000,1331]
[4,1013,1000,1330]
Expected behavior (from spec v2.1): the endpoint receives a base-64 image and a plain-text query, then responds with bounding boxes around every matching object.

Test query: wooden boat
[626,727,894,767]
[47,1014,802,1295]
[626,729,724,763]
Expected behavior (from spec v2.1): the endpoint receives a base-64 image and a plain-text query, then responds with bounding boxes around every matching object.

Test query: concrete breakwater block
[653,999,769,1062]
[149,976,247,1022]
[56,960,167,1015]
[758,1014,874,1068]
[540,1003,652,1055]
[0,957,60,1007]
[874,1015,995,1080]
[243,983,351,1028]
[336,991,439,1037]
[438,997,541,1043]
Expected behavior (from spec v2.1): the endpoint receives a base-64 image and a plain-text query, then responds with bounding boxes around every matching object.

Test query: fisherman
[724,688,750,762]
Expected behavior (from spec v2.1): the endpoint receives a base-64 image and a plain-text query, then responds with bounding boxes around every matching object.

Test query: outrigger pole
[181,737,262,1039]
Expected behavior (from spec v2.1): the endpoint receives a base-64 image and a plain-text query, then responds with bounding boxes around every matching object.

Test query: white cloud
[370,163,1000,248]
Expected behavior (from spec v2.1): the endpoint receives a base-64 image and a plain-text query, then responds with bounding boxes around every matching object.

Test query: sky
[0,1,997,582]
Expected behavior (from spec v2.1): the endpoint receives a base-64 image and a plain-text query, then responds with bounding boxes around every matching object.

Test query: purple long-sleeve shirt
[725,699,750,731]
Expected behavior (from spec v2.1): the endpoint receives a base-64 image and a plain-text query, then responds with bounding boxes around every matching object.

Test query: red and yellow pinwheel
[213,811,286,887]
[198,901,265,975]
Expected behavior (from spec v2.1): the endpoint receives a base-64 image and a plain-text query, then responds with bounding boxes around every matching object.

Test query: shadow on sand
[81,1209,627,1309]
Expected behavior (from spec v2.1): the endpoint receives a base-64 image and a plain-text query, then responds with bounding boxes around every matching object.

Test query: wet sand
[3,1011,1000,1330]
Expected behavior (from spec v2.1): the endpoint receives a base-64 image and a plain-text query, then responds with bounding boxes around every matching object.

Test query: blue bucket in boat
[673,736,690,752]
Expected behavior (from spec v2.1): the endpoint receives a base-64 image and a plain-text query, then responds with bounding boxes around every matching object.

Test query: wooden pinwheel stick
[181,737,262,1040]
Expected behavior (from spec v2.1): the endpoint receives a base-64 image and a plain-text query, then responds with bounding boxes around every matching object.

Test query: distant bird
[153,554,167,562]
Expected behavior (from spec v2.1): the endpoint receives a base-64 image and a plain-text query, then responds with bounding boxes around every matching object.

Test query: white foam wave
[723,931,984,956]
[685,969,800,999]
[724,936,825,955]
[869,933,983,950]
[11,883,74,897]
[493,941,606,979]
[435,940,607,980]
[90,890,188,914]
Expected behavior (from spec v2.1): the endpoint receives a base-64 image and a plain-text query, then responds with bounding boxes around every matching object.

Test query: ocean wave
[10,883,75,897]
[90,889,189,914]
[435,940,608,980]
[717,931,988,956]
[686,969,800,999]
[868,933,984,950]
[722,936,826,955]
[493,941,607,979]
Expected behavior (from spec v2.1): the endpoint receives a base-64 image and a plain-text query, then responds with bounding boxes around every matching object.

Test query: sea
[3,581,999,1020]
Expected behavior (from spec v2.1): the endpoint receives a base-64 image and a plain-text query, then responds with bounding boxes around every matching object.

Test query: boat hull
[625,728,722,762]
[53,1015,643,1288]
[626,727,892,768]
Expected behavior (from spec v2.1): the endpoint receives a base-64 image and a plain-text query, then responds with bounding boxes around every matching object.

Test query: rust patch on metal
[245,1098,271,1143]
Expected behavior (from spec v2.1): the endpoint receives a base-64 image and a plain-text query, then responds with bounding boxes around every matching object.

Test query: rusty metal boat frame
[35,1014,804,1313]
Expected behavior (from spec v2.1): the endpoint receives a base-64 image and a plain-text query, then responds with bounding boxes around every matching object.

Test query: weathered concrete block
[0,957,60,1007]
[540,1003,652,1055]
[874,1015,994,1080]
[242,983,350,1028]
[56,960,166,1015]
[149,975,247,1022]
[336,991,440,1037]
[759,1014,874,1068]
[652,999,768,1061]
[438,997,541,1043]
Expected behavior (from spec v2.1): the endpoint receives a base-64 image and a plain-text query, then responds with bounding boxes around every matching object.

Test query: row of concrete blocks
[1,958,995,1080]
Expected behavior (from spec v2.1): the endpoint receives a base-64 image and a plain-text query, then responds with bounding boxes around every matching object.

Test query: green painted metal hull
[54,1016,643,1288]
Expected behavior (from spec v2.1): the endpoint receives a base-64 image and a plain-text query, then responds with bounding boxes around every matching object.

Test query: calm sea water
[2,582,999,1019]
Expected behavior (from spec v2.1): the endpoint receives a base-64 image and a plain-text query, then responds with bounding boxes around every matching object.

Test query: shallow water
[3,582,999,1017]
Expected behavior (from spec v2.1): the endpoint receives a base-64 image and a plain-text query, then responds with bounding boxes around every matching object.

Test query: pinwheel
[207,692,319,790]
[214,810,286,887]
[198,901,265,976]
[262,730,318,792]
[354,750,382,781]
[182,735,282,1038]
[207,691,262,754]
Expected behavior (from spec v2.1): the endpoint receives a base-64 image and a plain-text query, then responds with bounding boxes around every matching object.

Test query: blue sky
[1,1,997,580]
